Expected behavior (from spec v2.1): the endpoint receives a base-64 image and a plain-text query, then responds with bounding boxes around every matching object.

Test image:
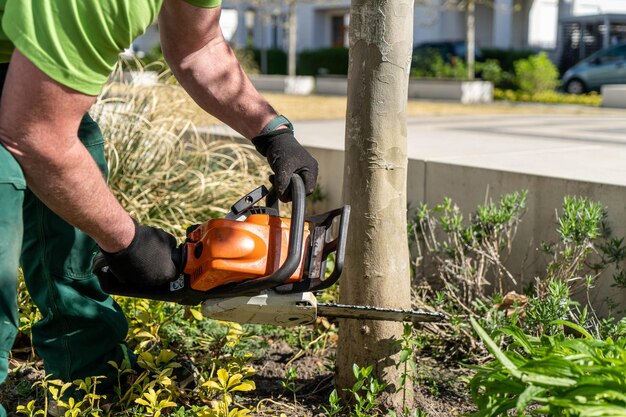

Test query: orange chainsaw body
[183,214,311,292]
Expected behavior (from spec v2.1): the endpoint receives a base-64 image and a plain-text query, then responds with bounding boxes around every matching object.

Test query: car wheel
[565,79,586,95]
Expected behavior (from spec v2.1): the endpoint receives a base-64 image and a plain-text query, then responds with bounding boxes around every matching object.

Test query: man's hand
[100,222,180,286]
[252,128,318,202]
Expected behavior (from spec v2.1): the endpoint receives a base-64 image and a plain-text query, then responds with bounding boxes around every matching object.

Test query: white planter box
[285,76,316,95]
[602,85,626,108]
[408,79,493,103]
[249,75,315,95]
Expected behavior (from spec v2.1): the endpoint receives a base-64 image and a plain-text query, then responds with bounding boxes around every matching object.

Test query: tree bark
[287,0,297,77]
[466,0,476,80]
[337,0,415,412]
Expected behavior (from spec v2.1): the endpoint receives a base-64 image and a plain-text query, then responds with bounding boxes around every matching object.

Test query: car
[412,40,483,66]
[561,43,626,94]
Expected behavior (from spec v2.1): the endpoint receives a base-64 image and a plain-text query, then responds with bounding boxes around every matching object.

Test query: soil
[2,335,476,417]
[243,340,476,417]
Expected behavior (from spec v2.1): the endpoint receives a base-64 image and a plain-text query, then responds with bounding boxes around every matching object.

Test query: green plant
[475,59,505,86]
[513,52,560,94]
[544,196,606,292]
[344,365,388,417]
[280,366,299,403]
[481,48,535,73]
[524,279,577,336]
[411,49,468,79]
[411,191,527,308]
[15,400,43,417]
[494,88,602,106]
[134,387,178,417]
[388,409,429,417]
[16,270,40,361]
[251,48,287,74]
[469,317,626,417]
[394,323,421,414]
[321,389,342,417]
[200,368,255,416]
[298,47,349,76]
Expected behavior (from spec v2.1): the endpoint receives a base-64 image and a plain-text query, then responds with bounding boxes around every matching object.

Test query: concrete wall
[306,145,626,314]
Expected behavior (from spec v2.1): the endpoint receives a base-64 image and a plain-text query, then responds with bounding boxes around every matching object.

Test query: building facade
[221,0,626,53]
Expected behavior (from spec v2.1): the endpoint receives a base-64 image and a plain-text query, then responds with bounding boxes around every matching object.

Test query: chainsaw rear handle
[203,173,306,297]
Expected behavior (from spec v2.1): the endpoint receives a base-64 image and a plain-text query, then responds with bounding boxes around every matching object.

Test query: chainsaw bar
[317,303,444,324]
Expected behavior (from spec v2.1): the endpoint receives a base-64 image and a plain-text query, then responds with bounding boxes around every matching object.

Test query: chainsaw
[94,175,443,327]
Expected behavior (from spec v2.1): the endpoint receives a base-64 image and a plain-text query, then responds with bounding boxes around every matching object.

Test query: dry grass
[93,74,271,237]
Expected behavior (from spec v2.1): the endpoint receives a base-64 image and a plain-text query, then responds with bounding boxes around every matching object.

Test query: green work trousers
[0,66,132,417]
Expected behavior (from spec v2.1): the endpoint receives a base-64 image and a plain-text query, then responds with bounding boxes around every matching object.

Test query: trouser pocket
[0,145,25,389]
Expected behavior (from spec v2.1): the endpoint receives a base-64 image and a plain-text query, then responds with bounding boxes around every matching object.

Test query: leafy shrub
[481,48,536,73]
[470,318,626,417]
[411,191,626,361]
[514,52,560,94]
[298,47,349,75]
[410,191,527,306]
[475,59,517,89]
[494,88,602,106]
[250,48,288,75]
[411,48,468,79]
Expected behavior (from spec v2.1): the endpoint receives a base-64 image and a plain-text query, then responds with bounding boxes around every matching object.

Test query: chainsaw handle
[309,204,350,292]
[266,173,306,284]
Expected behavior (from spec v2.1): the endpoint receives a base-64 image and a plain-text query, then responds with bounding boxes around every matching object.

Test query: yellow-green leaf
[203,381,221,391]
[226,374,243,390]
[217,369,229,387]
[189,308,204,321]
[230,381,256,392]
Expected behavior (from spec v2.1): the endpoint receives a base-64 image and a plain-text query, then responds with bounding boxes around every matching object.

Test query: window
[598,45,626,64]
[331,15,348,48]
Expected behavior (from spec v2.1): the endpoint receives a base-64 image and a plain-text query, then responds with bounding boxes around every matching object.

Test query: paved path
[291,113,626,187]
[206,110,626,186]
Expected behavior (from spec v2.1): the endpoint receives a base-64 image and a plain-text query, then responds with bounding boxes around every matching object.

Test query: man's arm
[159,0,318,199]
[0,50,178,285]
[0,50,135,253]
[158,0,279,139]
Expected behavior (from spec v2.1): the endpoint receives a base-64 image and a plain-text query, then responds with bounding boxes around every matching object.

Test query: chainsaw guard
[201,291,317,327]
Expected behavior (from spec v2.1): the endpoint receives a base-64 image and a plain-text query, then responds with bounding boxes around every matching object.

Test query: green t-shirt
[0,0,221,95]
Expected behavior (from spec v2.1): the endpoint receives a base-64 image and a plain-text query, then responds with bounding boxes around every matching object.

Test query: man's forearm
[0,50,135,253]
[159,2,279,140]
[6,134,135,253]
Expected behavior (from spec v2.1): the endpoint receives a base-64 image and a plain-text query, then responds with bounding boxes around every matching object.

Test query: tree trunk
[466,0,476,80]
[287,0,297,77]
[337,0,415,413]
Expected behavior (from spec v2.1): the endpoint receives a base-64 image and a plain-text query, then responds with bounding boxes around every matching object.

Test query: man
[0,1,318,415]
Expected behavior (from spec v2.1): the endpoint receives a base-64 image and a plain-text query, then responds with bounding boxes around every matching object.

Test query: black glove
[251,128,318,202]
[100,221,180,287]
